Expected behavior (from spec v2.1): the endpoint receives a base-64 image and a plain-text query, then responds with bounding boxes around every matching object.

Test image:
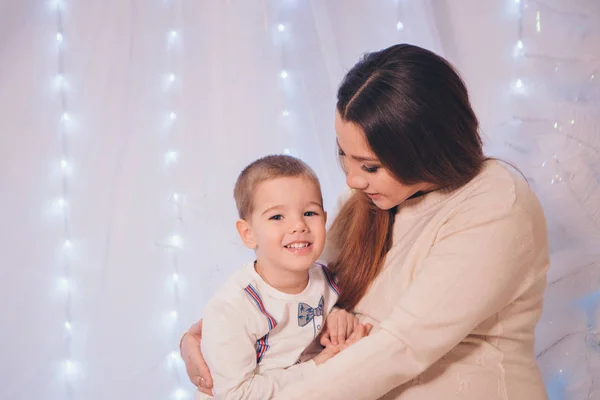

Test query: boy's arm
[202,300,317,400]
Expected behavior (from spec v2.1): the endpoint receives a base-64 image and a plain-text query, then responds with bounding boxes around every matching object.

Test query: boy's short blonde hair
[234,155,323,220]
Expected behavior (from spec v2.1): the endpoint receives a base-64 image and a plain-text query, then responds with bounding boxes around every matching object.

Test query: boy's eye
[269,214,283,221]
[361,165,380,173]
[337,148,345,157]
[304,211,318,217]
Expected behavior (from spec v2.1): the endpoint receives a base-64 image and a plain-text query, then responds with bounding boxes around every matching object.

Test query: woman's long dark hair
[330,44,487,310]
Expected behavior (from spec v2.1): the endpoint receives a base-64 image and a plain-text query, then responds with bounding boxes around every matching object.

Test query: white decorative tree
[497,1,600,398]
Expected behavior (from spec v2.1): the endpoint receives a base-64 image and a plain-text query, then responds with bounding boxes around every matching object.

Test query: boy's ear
[236,219,257,249]
[323,211,327,225]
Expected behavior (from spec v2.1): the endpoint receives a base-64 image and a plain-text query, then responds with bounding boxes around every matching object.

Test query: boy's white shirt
[198,261,339,400]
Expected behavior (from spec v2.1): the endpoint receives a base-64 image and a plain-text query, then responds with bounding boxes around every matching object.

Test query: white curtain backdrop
[1,1,598,399]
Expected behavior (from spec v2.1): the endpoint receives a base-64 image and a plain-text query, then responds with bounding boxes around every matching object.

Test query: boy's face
[238,176,327,272]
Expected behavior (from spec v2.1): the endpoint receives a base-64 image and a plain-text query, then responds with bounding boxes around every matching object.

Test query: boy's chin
[280,253,321,269]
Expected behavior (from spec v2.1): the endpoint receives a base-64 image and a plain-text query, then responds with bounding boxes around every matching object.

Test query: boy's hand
[336,322,373,351]
[320,308,359,346]
[314,323,373,365]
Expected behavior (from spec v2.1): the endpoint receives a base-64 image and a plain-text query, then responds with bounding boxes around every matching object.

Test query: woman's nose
[346,170,368,190]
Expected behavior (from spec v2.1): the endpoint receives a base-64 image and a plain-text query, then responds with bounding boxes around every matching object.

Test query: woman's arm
[201,300,322,400]
[180,310,360,397]
[274,199,549,400]
[180,320,213,395]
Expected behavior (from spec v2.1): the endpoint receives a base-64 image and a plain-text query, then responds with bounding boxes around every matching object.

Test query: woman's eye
[304,211,318,217]
[337,148,345,156]
[269,214,283,220]
[361,165,380,173]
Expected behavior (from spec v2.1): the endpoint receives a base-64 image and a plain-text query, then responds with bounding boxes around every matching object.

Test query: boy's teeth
[286,243,309,249]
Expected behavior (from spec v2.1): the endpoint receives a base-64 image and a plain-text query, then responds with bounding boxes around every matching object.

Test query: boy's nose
[291,220,308,233]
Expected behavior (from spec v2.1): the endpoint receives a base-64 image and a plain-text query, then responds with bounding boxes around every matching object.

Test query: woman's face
[335,111,435,210]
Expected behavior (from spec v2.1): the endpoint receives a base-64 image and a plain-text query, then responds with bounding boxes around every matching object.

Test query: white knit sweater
[275,160,550,400]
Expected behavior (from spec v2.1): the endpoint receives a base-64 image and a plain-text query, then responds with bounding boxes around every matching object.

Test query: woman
[181,44,550,399]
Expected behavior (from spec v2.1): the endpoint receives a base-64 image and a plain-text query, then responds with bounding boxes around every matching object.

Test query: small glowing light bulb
[61,158,68,170]
[65,360,72,371]
[173,273,179,282]
[61,112,70,121]
[284,148,290,155]
[517,40,523,49]
[280,70,288,79]
[515,0,520,3]
[277,24,285,32]
[171,235,183,248]
[570,119,575,125]
[170,30,178,39]
[172,193,180,202]
[536,11,541,32]
[65,321,72,330]
[170,351,179,360]
[553,122,558,129]
[397,21,404,31]
[171,310,178,318]
[64,239,72,249]
[57,197,67,208]
[56,32,63,43]
[282,110,289,117]
[59,278,70,291]
[169,112,177,120]
[515,79,523,88]
[165,151,178,164]
[175,389,187,399]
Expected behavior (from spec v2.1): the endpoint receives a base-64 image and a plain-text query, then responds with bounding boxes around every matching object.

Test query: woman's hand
[320,308,360,347]
[314,323,373,365]
[312,343,341,366]
[180,319,213,396]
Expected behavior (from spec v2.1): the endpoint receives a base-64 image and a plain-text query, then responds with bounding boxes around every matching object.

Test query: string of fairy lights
[162,1,187,399]
[51,0,77,398]
[276,4,292,157]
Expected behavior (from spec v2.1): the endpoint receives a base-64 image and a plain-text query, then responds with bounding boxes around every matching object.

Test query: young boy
[198,155,353,399]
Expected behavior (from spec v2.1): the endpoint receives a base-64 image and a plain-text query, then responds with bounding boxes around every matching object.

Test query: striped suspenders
[316,262,339,295]
[244,284,278,363]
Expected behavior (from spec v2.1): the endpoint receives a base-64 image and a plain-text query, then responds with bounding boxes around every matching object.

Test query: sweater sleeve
[202,299,317,400]
[274,199,546,400]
